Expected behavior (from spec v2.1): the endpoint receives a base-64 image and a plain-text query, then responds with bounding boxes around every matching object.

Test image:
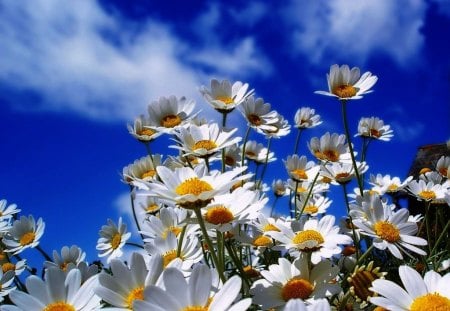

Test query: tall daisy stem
[177,225,187,257]
[342,183,361,258]
[298,171,320,219]
[129,185,145,241]
[193,207,226,283]
[257,137,272,189]
[340,100,364,195]
[240,126,252,167]
[293,128,303,155]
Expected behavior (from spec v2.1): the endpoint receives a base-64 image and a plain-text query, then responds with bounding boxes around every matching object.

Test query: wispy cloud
[0,0,269,120]
[283,0,426,66]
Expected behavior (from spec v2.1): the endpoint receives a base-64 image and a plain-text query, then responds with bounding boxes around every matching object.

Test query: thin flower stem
[342,183,361,258]
[125,242,144,249]
[35,245,52,262]
[293,128,303,155]
[193,207,226,283]
[224,242,252,292]
[240,126,252,167]
[424,201,432,254]
[257,137,272,189]
[129,185,145,241]
[430,219,449,257]
[340,100,364,195]
[298,171,320,219]
[293,181,299,219]
[177,225,187,257]
[204,157,211,172]
[221,112,228,173]
[144,142,154,163]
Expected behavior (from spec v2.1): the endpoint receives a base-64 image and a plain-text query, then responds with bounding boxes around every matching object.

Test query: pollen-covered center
[350,270,377,301]
[161,114,182,128]
[439,167,448,177]
[162,226,182,239]
[335,172,351,180]
[245,150,257,158]
[387,184,399,192]
[369,128,381,138]
[332,85,357,98]
[141,169,156,179]
[163,249,181,267]
[2,262,15,273]
[224,155,236,166]
[204,206,234,225]
[304,205,319,214]
[263,223,280,232]
[138,128,156,136]
[182,306,208,311]
[281,278,314,301]
[110,233,122,249]
[125,286,144,308]
[374,221,400,243]
[193,140,217,151]
[43,302,76,311]
[19,232,35,246]
[247,114,262,126]
[175,178,213,196]
[146,204,160,213]
[418,190,436,201]
[216,95,234,105]
[292,230,324,249]
[291,169,307,180]
[252,235,273,247]
[315,149,339,162]
[410,293,450,311]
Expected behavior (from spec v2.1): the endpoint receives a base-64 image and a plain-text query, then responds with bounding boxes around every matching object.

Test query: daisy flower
[44,245,86,272]
[199,78,254,112]
[2,268,101,310]
[407,179,448,202]
[0,199,20,220]
[436,155,450,178]
[294,107,323,129]
[95,252,164,310]
[356,117,394,141]
[286,179,330,199]
[3,215,45,255]
[127,114,162,143]
[369,174,413,195]
[272,179,288,197]
[315,64,378,100]
[0,270,15,303]
[147,95,197,134]
[223,144,242,168]
[284,155,320,182]
[140,206,192,241]
[352,203,427,259]
[142,164,248,209]
[145,232,202,272]
[260,113,291,139]
[96,217,131,263]
[250,255,340,309]
[370,265,450,311]
[244,140,277,164]
[321,161,368,185]
[0,258,26,277]
[308,132,351,163]
[295,194,332,217]
[238,96,280,131]
[138,196,164,216]
[199,187,266,232]
[268,215,352,264]
[122,154,162,186]
[284,299,331,311]
[134,264,252,311]
[171,123,241,158]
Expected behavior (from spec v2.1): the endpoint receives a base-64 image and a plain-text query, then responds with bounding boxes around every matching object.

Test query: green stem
[340,100,364,195]
[177,225,187,257]
[298,171,320,219]
[430,220,449,257]
[257,137,272,189]
[240,126,252,167]
[125,242,144,249]
[424,201,432,254]
[342,183,361,258]
[293,128,303,155]
[193,208,226,282]
[36,245,52,262]
[129,185,145,241]
[225,242,252,291]
[144,143,154,163]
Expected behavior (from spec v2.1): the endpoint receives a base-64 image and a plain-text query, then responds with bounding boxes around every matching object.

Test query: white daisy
[243,140,277,164]
[2,268,101,310]
[294,194,332,217]
[272,179,288,197]
[223,144,242,168]
[122,154,162,186]
[199,78,254,112]
[171,123,241,158]
[127,114,162,143]
[369,174,413,195]
[260,112,291,139]
[238,95,280,131]
[436,155,450,178]
[134,264,252,311]
[44,245,86,272]
[321,161,368,185]
[315,64,378,100]
[138,196,164,216]
[142,164,248,209]
[96,217,131,263]
[284,155,320,182]
[308,132,351,163]
[147,96,197,134]
[0,199,20,220]
[370,265,450,311]
[250,255,340,309]
[352,203,427,259]
[294,107,323,129]
[268,215,352,264]
[3,215,45,255]
[0,258,26,277]
[355,117,394,141]
[284,299,331,311]
[140,206,193,241]
[286,179,330,199]
[0,270,15,303]
[407,179,448,202]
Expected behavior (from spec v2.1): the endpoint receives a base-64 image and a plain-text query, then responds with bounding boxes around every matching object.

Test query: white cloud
[0,0,269,120]
[284,0,426,66]
[390,121,425,142]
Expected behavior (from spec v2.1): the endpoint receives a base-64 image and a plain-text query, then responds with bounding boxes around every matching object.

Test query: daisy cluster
[1,65,449,310]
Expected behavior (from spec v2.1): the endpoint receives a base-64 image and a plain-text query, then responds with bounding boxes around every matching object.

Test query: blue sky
[1,0,449,263]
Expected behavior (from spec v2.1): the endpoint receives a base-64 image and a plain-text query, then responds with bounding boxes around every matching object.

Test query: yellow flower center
[137,128,156,136]
[410,293,450,311]
[336,172,351,180]
[243,265,260,278]
[304,205,319,214]
[387,184,399,192]
[252,235,273,247]
[419,190,436,201]
[111,233,122,249]
[146,204,160,213]
[224,155,236,166]
[419,167,432,174]
[216,95,234,105]
[125,286,144,308]
[247,114,262,126]
[292,230,324,250]
[245,150,256,158]
[162,226,182,239]
[332,85,357,98]
[291,169,307,180]
[163,249,181,267]
[193,140,217,151]
[141,169,156,179]
[182,307,208,311]
[369,129,381,138]
[2,262,15,273]
[295,186,307,194]
[204,206,234,225]
[314,149,339,162]
[439,167,448,177]
[350,270,377,301]
[43,302,76,311]
[160,114,182,128]
[321,176,332,183]
[262,223,280,232]
[60,262,69,271]
[175,178,213,196]
[281,278,314,301]
[19,232,35,246]
[374,221,400,243]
